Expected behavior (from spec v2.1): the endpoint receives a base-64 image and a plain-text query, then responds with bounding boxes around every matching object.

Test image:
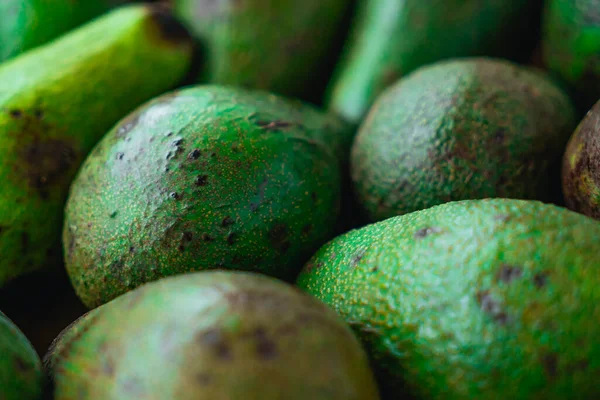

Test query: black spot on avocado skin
[476,290,508,325]
[351,249,366,266]
[169,192,181,200]
[414,227,442,239]
[253,328,278,360]
[197,328,232,361]
[221,216,234,227]
[13,356,30,372]
[147,3,193,44]
[195,175,209,186]
[494,128,506,144]
[255,120,294,132]
[188,149,201,159]
[9,109,23,118]
[116,152,125,160]
[202,233,214,242]
[496,264,523,283]
[268,223,291,253]
[226,233,237,245]
[182,231,193,241]
[533,272,548,289]
[129,247,135,253]
[109,211,118,218]
[542,353,559,379]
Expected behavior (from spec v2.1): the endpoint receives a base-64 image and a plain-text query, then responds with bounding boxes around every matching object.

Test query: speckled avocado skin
[352,58,577,222]
[542,0,600,112]
[326,0,543,124]
[562,100,600,218]
[0,310,43,400]
[0,4,193,288]
[172,0,350,100]
[297,198,600,399]
[0,0,131,62]
[46,271,380,400]
[63,85,346,309]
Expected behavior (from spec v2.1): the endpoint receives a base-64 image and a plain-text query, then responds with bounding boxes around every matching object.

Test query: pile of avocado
[0,1,599,399]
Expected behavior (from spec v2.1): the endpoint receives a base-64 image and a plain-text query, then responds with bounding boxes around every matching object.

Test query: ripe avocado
[46,271,380,400]
[351,58,577,222]
[63,85,348,308]
[297,198,600,399]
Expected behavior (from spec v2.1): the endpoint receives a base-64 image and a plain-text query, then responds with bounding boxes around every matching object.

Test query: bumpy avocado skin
[562,100,600,218]
[63,85,345,309]
[0,1,131,62]
[47,271,380,400]
[0,4,193,288]
[326,0,543,124]
[0,310,43,400]
[297,198,600,399]
[352,58,577,222]
[542,0,600,112]
[172,0,350,100]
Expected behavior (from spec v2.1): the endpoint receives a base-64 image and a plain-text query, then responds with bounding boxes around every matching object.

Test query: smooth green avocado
[0,310,43,400]
[326,0,543,124]
[297,198,600,399]
[542,0,600,112]
[63,85,349,309]
[562,100,600,218]
[0,4,194,288]
[46,271,380,400]
[172,0,351,101]
[351,57,577,222]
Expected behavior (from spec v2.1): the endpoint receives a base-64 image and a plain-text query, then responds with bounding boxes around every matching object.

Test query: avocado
[63,85,347,309]
[172,0,350,101]
[542,0,600,112]
[46,271,380,400]
[325,0,544,124]
[0,1,133,62]
[351,58,577,222]
[0,310,43,400]
[297,198,600,399]
[562,100,600,218]
[0,4,194,288]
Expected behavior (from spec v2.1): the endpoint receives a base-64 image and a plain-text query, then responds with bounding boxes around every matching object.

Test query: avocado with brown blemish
[562,100,600,218]
[542,0,600,112]
[171,0,351,101]
[351,58,577,222]
[297,198,600,399]
[0,310,43,400]
[0,4,194,288]
[46,271,380,400]
[63,85,348,309]
[325,0,544,124]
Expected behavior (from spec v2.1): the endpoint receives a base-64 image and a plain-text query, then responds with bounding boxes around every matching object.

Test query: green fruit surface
[297,198,600,399]
[0,4,193,287]
[326,0,543,124]
[63,85,346,309]
[172,0,350,100]
[562,100,600,218]
[542,0,600,111]
[47,271,380,400]
[351,58,576,222]
[0,310,43,400]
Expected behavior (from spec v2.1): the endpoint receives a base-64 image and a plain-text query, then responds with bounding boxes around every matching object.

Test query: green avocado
[0,310,43,400]
[172,0,350,100]
[542,0,600,112]
[325,0,543,124]
[351,58,577,222]
[63,85,347,309]
[0,4,194,288]
[46,271,380,400]
[562,100,600,218]
[297,198,600,399]
[0,0,132,62]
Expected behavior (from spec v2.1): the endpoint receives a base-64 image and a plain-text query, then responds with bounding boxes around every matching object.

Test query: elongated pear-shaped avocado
[542,0,600,112]
[63,85,347,308]
[172,0,350,100]
[0,4,194,287]
[0,0,132,62]
[326,0,543,124]
[0,310,43,400]
[297,198,600,398]
[46,271,380,400]
[352,58,576,222]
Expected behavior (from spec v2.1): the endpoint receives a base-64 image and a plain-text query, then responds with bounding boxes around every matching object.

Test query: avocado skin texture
[0,1,132,63]
[63,85,346,309]
[0,310,43,400]
[352,58,577,222]
[46,271,380,400]
[172,0,350,100]
[326,0,544,124]
[542,0,600,112]
[297,198,600,399]
[562,100,600,218]
[0,4,193,288]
